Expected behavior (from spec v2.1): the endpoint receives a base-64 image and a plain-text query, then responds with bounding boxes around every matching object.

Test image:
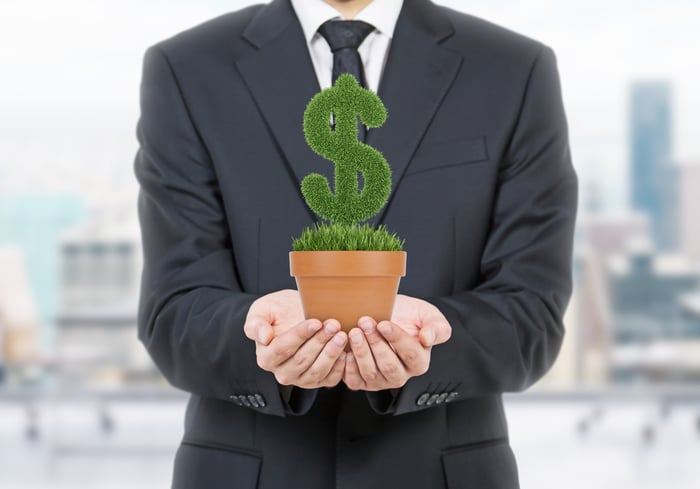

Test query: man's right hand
[243,289,347,389]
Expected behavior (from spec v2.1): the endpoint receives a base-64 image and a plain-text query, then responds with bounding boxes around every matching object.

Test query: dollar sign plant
[292,74,404,252]
[302,74,391,226]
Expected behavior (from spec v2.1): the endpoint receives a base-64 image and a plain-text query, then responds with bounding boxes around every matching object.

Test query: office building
[629,81,676,250]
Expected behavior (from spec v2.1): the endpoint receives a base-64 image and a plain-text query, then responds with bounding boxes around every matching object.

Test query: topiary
[292,74,404,252]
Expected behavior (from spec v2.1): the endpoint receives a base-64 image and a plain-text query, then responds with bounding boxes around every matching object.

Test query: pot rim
[289,250,406,277]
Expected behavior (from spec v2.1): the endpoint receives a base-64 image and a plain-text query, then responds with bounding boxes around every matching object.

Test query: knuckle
[256,354,270,371]
[275,373,290,385]
[418,353,431,375]
[316,331,330,344]
[305,368,323,383]
[402,349,418,365]
[243,324,253,339]
[379,361,399,377]
[365,334,381,346]
[272,344,292,360]
[323,345,341,361]
[364,370,378,382]
[298,326,315,341]
[407,359,428,377]
[293,354,309,368]
[321,372,338,387]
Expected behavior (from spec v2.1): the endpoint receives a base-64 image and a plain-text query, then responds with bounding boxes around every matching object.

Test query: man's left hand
[342,295,451,391]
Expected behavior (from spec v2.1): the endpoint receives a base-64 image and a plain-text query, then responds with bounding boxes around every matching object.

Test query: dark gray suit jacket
[134,0,578,487]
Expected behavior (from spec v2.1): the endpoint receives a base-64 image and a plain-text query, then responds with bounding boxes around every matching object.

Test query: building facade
[629,81,676,250]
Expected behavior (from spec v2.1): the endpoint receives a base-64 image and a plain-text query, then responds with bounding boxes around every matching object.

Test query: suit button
[436,393,448,404]
[416,393,430,406]
[255,394,267,407]
[229,395,243,406]
[239,395,252,407]
[426,394,439,406]
[248,395,259,408]
[446,391,459,402]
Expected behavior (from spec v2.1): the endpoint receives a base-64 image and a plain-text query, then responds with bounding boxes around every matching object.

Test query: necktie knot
[317,19,375,141]
[318,20,375,52]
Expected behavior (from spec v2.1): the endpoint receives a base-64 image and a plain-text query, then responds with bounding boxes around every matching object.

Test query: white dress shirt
[290,0,404,93]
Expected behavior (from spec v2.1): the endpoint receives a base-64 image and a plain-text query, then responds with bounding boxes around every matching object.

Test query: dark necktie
[317,20,375,141]
[318,19,375,88]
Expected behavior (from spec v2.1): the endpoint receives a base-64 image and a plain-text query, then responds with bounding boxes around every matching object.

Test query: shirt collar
[290,0,404,43]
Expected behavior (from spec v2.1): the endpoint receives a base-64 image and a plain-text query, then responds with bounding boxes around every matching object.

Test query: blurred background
[1,0,699,488]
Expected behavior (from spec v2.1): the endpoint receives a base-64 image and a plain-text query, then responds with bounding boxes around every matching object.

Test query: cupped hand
[244,289,347,389]
[390,294,452,347]
[343,295,451,391]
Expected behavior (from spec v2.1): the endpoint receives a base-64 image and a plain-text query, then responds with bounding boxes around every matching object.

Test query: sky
[1,0,698,213]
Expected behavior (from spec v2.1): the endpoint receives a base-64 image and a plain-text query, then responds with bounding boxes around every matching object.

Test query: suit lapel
[235,0,326,223]
[367,0,462,226]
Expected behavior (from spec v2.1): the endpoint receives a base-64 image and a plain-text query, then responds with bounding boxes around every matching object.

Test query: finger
[284,319,342,370]
[343,353,366,391]
[312,319,342,350]
[274,320,342,382]
[298,330,348,386]
[321,350,347,388]
[348,325,384,385]
[358,320,408,387]
[419,315,451,347]
[258,322,274,346]
[362,320,407,385]
[244,316,273,345]
[377,320,429,376]
[256,319,323,371]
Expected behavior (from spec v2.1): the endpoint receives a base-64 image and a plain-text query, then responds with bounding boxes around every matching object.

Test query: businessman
[134,0,578,487]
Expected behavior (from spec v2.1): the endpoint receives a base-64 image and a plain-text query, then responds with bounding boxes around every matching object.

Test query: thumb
[419,315,451,347]
[257,322,274,345]
[244,316,274,345]
[418,325,436,348]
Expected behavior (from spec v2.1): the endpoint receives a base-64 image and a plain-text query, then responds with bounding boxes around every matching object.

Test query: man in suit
[134,0,577,487]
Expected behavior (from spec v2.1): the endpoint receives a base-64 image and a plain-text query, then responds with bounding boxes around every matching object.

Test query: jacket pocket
[441,438,520,489]
[406,136,488,176]
[172,440,262,489]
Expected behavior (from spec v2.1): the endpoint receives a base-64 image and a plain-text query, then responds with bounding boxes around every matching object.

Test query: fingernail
[333,333,347,347]
[257,326,267,343]
[350,331,362,346]
[308,320,322,334]
[347,353,355,363]
[325,321,339,335]
[378,322,392,336]
[359,318,375,334]
[426,329,436,345]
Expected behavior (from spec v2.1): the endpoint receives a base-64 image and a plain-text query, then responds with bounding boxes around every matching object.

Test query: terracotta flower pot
[289,251,407,333]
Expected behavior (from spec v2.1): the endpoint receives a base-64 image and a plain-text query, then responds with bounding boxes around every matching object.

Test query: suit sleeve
[134,45,298,417]
[376,45,578,415]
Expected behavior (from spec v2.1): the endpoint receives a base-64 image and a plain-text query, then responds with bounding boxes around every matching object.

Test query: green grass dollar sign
[302,74,391,226]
